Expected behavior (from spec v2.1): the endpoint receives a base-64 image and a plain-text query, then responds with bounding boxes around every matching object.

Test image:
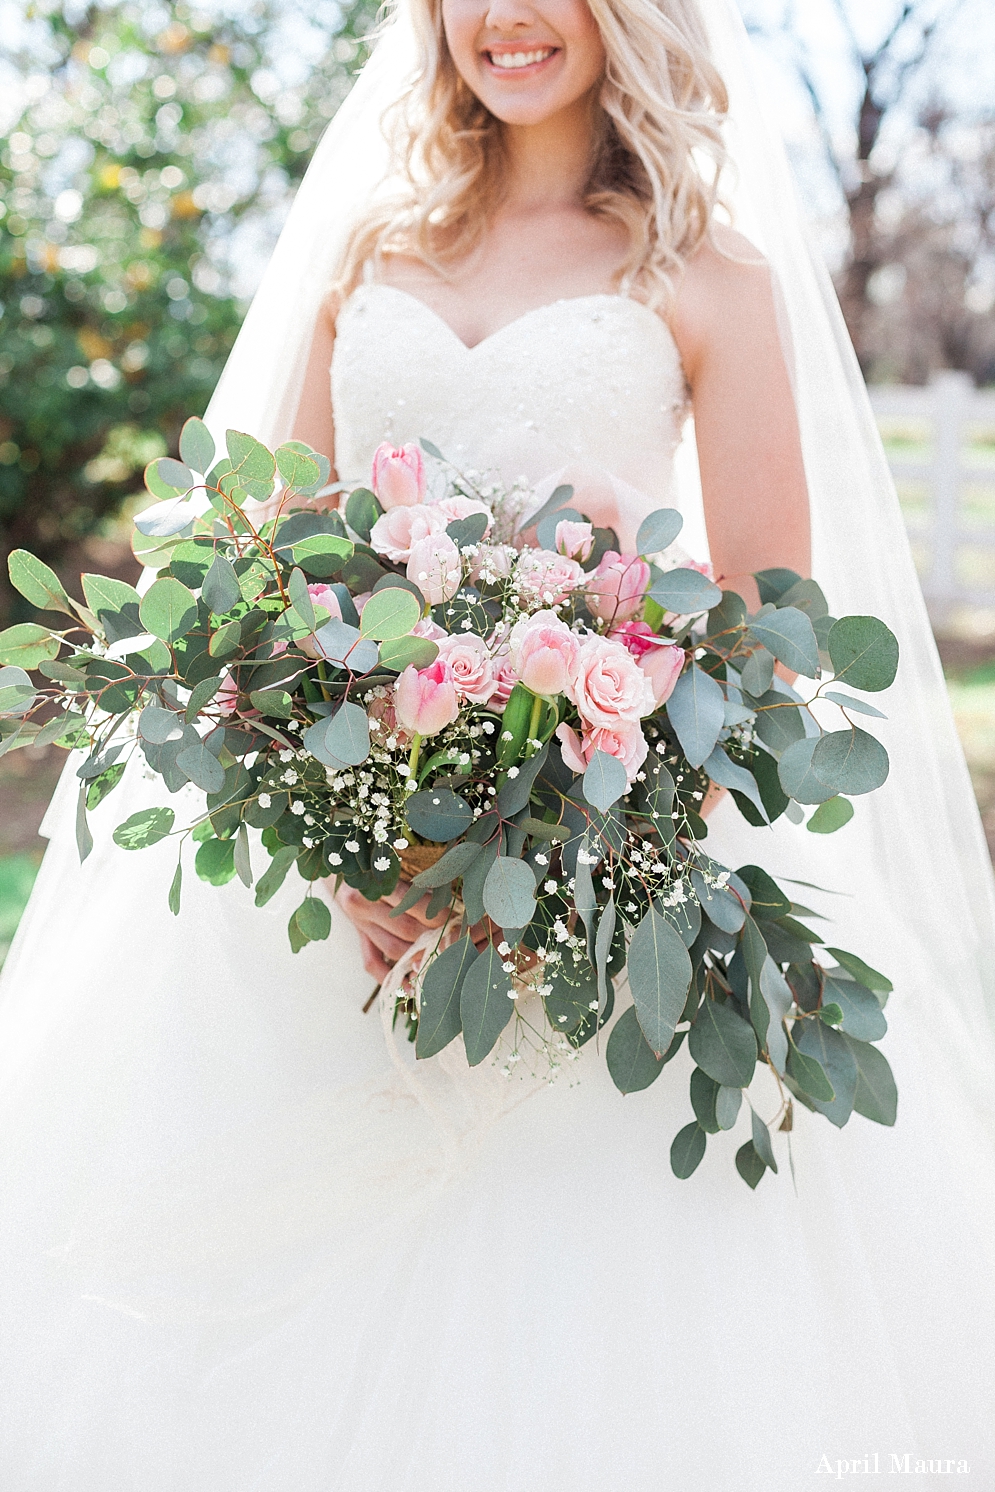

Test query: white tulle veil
[203,0,995,1081]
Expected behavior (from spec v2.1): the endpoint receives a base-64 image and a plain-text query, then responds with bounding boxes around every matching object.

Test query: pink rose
[639,639,684,706]
[436,634,496,704]
[569,635,656,727]
[407,533,462,605]
[369,503,445,563]
[554,519,594,562]
[586,551,651,625]
[371,442,426,509]
[488,645,518,708]
[514,549,585,606]
[508,611,580,698]
[431,495,493,532]
[555,719,649,785]
[394,659,460,737]
[412,616,448,643]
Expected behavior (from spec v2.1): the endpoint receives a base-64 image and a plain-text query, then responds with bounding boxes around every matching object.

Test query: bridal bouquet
[1,418,900,1187]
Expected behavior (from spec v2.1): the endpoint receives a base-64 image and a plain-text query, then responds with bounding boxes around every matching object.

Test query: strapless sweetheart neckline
[367,281,681,361]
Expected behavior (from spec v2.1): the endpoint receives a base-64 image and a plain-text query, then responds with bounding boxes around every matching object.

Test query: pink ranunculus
[586,551,651,626]
[507,611,581,698]
[614,620,657,659]
[513,549,585,607]
[639,639,685,706]
[369,502,446,563]
[555,720,649,785]
[394,659,460,737]
[407,533,462,606]
[570,634,656,727]
[371,442,426,509]
[436,633,496,704]
[554,519,594,562]
[431,494,493,532]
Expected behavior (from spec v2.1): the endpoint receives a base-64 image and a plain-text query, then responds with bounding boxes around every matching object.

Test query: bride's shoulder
[668,222,779,378]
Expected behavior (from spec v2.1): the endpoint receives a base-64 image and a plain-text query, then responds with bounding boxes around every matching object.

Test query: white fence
[869,372,995,625]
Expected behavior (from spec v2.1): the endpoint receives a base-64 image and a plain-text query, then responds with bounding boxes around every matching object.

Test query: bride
[1,0,992,1486]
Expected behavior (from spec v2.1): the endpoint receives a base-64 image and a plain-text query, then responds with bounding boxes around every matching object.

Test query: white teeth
[489,49,553,69]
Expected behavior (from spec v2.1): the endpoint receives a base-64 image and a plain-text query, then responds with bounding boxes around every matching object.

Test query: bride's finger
[359,934,392,983]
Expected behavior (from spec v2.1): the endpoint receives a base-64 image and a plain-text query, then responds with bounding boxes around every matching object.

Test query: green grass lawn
[0,853,42,968]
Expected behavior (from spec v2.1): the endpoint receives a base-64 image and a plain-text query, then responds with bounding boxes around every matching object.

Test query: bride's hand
[333,881,449,983]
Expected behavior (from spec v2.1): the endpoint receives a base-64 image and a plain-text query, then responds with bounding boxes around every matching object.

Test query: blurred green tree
[0,0,374,620]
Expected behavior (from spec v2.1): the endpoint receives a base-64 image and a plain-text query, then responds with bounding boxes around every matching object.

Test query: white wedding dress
[0,283,993,1491]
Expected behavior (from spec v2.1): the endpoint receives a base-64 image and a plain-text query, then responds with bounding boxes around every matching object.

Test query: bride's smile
[443,0,606,125]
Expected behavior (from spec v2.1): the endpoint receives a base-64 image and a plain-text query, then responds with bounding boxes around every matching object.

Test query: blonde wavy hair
[336,0,729,309]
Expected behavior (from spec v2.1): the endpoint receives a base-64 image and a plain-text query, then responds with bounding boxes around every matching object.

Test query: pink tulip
[554,519,594,562]
[371,442,426,509]
[407,533,462,605]
[394,659,460,738]
[555,720,649,785]
[639,640,685,706]
[508,611,580,698]
[586,551,651,625]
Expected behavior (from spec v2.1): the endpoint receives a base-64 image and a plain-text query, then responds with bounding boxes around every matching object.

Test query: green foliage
[0,0,375,621]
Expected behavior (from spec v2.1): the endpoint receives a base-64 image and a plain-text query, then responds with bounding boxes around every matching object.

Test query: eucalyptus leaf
[234,823,253,887]
[179,415,215,474]
[113,806,175,850]
[133,495,198,538]
[828,615,899,692]
[202,555,241,615]
[496,743,549,817]
[139,577,198,643]
[688,999,757,1087]
[794,1017,857,1127]
[748,606,820,677]
[325,701,371,767]
[702,746,769,824]
[482,854,537,928]
[810,728,889,796]
[777,738,839,805]
[176,743,227,793]
[822,973,887,1041]
[76,784,93,863]
[359,587,421,642]
[844,1035,898,1125]
[605,1005,666,1093]
[627,906,692,1055]
[736,1142,766,1189]
[821,689,887,719]
[750,1108,778,1172]
[690,1066,721,1133]
[785,1034,835,1102]
[670,1122,706,1179]
[690,870,746,934]
[405,788,474,843]
[409,839,482,890]
[649,566,722,615]
[7,549,75,615]
[582,749,628,812]
[825,946,892,997]
[0,623,61,669]
[378,635,439,672]
[417,936,477,1058]
[139,704,183,744]
[520,483,575,534]
[715,1084,742,1131]
[740,646,774,697]
[635,507,684,555]
[345,487,382,542]
[665,663,725,768]
[460,941,515,1066]
[806,796,855,834]
[594,895,616,1015]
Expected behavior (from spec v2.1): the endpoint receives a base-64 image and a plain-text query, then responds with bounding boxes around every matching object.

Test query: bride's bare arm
[670,226,811,613]
[290,291,341,471]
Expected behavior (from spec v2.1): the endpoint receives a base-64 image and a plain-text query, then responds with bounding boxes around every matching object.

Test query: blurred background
[0,0,993,961]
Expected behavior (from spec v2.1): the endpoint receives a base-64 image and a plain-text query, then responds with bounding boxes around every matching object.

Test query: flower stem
[407,732,423,785]
[526,693,543,755]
